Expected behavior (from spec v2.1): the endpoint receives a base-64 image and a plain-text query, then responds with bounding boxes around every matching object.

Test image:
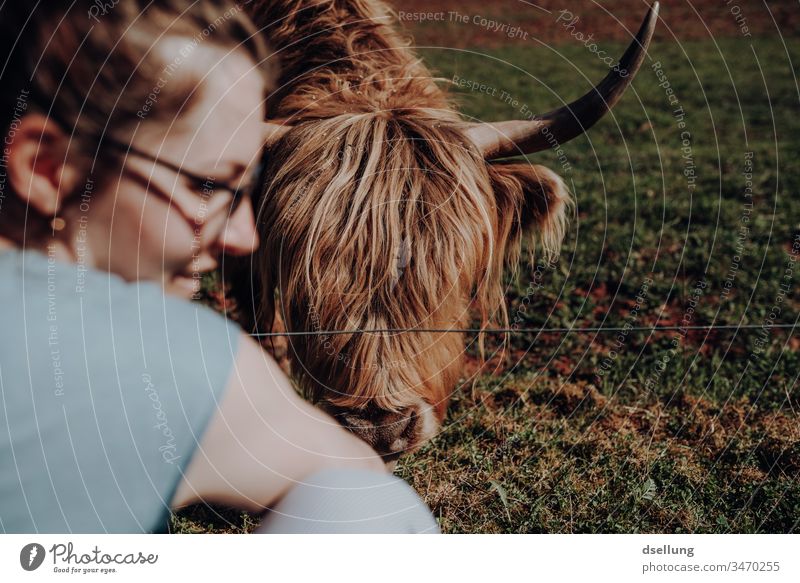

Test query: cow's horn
[466,2,659,160]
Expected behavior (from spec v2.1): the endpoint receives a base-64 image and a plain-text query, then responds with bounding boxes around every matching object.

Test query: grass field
[173,4,799,533]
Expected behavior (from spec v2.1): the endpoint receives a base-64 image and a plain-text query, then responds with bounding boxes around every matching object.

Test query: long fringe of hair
[247,0,571,415]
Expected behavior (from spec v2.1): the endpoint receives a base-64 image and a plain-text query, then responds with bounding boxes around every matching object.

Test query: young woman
[0,0,437,534]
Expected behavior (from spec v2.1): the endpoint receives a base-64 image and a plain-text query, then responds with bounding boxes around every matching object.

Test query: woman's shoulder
[0,246,245,533]
[0,246,243,405]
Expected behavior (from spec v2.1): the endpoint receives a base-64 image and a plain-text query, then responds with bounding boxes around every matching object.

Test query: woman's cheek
[136,199,194,278]
[164,214,196,262]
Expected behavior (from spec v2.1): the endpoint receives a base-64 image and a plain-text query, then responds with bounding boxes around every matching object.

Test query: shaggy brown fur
[241,0,570,458]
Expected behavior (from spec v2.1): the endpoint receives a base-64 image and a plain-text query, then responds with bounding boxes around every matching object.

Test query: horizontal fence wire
[251,323,798,337]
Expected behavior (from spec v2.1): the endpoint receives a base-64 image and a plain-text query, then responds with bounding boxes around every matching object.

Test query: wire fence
[251,323,798,337]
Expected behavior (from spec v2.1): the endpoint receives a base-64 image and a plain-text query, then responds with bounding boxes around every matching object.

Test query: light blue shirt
[0,248,240,533]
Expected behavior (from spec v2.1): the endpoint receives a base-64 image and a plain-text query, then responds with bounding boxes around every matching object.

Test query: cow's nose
[334,405,424,461]
[385,409,419,456]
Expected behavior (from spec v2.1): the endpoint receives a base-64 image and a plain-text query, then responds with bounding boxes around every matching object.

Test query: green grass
[427,36,800,409]
[396,36,800,532]
[174,36,799,533]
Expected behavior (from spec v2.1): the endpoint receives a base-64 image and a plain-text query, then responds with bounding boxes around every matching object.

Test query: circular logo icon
[20,543,46,571]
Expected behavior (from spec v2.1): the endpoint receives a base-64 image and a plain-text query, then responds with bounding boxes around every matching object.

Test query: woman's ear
[5,113,83,217]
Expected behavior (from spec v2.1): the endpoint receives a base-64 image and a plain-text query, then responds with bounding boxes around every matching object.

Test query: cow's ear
[487,161,571,260]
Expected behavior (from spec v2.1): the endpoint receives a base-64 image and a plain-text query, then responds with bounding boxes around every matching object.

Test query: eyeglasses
[104,138,265,219]
[26,90,267,233]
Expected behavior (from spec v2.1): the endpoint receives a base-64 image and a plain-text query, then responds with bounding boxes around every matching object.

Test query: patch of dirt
[529,380,608,415]
[400,373,799,532]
